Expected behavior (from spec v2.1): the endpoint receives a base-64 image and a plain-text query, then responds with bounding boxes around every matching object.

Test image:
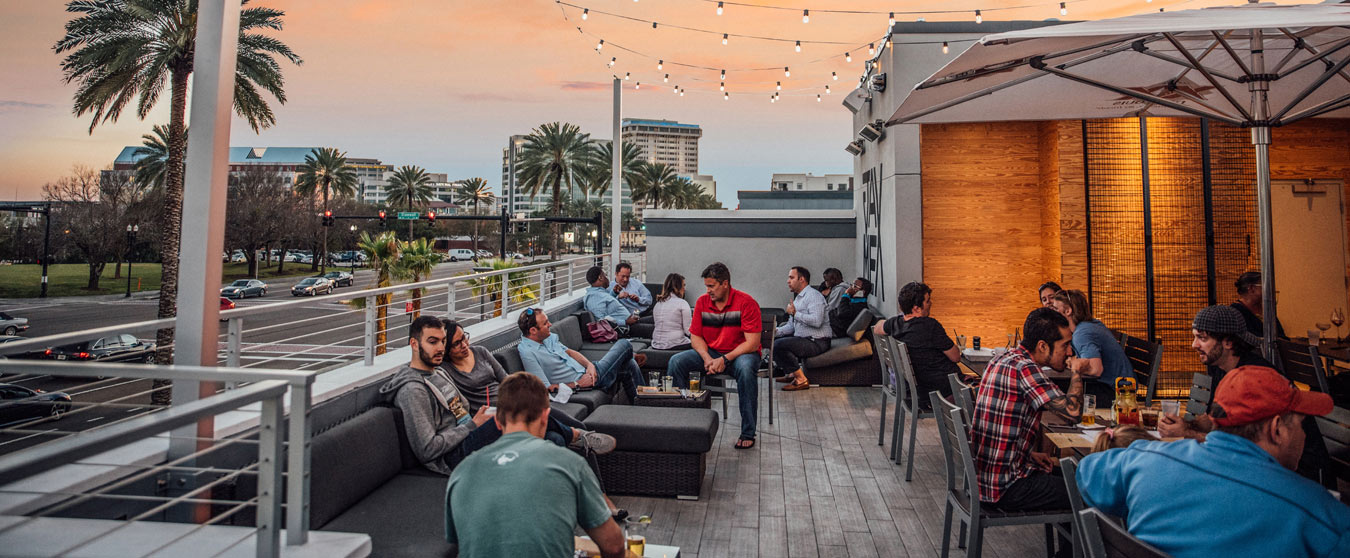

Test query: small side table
[635,390,712,409]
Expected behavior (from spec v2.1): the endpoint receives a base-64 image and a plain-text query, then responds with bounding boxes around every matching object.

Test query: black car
[0,383,71,426]
[0,336,44,360]
[45,333,156,363]
[221,279,268,299]
[322,271,354,287]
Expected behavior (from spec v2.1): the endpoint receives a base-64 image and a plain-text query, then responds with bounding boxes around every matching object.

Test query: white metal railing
[0,360,317,558]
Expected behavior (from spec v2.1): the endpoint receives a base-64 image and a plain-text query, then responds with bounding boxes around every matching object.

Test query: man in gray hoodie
[381,316,614,475]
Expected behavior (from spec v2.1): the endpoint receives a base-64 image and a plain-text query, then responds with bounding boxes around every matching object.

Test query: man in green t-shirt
[445,372,627,558]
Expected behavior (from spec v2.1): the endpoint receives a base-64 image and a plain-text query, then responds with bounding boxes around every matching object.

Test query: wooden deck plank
[785,504,819,558]
[758,515,789,557]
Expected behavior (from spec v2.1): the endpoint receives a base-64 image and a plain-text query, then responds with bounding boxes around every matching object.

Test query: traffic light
[427,210,436,223]
[378,210,387,228]
[322,210,333,227]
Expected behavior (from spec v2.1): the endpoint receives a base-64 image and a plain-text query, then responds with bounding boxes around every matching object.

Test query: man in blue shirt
[612,262,652,315]
[516,308,642,401]
[1077,365,1348,558]
[774,266,831,392]
[583,266,653,338]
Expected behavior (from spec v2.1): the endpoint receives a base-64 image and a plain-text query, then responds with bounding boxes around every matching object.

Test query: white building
[351,157,394,204]
[770,173,853,192]
[621,118,702,176]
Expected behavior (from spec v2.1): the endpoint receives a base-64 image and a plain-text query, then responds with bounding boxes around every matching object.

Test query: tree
[393,237,438,318]
[584,141,645,199]
[42,166,137,290]
[54,0,302,376]
[295,147,357,273]
[516,122,593,258]
[131,124,181,193]
[631,162,681,210]
[357,231,400,354]
[454,177,494,254]
[385,165,434,240]
[225,169,289,277]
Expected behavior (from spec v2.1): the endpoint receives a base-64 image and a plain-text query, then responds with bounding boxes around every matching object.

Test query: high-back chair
[703,314,778,425]
[1120,334,1162,405]
[1183,373,1213,422]
[1315,405,1350,491]
[931,392,1075,558]
[1276,339,1331,394]
[890,339,934,480]
[948,373,974,425]
[875,329,903,453]
[1077,508,1172,558]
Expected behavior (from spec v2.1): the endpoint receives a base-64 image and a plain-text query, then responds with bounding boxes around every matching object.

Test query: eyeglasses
[451,332,470,349]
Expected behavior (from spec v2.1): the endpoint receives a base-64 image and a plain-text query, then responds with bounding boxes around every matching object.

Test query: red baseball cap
[1211,366,1333,427]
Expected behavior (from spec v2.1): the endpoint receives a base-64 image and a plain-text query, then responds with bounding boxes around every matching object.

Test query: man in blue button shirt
[1077,365,1349,558]
[516,308,643,401]
[583,266,653,338]
[612,262,652,315]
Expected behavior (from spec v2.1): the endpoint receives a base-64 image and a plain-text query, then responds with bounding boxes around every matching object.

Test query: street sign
[397,212,420,220]
[405,302,415,313]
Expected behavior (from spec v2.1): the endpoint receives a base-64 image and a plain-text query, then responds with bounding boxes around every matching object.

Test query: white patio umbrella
[889,1,1350,358]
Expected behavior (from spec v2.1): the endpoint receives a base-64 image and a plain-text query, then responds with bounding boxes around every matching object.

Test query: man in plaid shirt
[971,307,1085,513]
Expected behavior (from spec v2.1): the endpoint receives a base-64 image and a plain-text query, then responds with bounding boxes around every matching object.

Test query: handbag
[585,319,619,343]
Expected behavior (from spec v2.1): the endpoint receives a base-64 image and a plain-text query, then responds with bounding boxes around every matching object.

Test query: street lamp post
[125,224,139,298]
[349,225,358,272]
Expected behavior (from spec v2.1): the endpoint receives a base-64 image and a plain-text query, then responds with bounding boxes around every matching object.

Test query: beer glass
[690,371,702,392]
[1082,395,1097,426]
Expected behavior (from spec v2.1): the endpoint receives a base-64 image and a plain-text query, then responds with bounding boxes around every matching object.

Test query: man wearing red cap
[1076,366,1348,558]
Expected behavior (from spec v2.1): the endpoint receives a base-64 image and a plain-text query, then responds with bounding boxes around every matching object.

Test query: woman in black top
[871,282,961,400]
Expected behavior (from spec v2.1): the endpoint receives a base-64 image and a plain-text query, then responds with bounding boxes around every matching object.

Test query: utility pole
[610,77,622,272]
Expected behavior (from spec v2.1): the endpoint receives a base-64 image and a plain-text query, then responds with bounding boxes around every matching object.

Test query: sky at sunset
[0,0,1314,207]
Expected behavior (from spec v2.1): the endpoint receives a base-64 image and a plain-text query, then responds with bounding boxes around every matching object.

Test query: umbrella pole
[1250,29,1278,360]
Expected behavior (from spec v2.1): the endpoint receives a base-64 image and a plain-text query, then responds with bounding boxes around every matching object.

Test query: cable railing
[0,360,318,558]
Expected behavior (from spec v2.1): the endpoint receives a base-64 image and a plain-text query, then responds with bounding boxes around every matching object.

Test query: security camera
[844,141,864,156]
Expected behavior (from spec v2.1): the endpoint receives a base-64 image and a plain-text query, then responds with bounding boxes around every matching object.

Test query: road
[0,257,550,456]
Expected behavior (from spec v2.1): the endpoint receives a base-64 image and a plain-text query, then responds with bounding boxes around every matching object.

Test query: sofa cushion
[321,472,453,557]
[584,406,719,454]
[310,406,404,529]
[554,315,584,349]
[805,338,875,369]
[568,389,613,412]
[638,349,683,370]
[551,401,590,421]
[581,341,649,354]
[846,309,875,342]
[493,344,525,374]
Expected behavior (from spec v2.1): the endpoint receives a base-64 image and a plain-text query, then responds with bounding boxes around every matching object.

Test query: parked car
[220,297,236,311]
[0,312,29,336]
[229,250,247,263]
[0,383,72,426]
[446,249,476,262]
[322,271,354,287]
[476,249,493,259]
[507,252,526,260]
[221,279,268,298]
[0,336,44,360]
[44,333,156,363]
[291,277,333,296]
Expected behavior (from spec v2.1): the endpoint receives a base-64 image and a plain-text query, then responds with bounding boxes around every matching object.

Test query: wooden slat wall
[920,121,1045,341]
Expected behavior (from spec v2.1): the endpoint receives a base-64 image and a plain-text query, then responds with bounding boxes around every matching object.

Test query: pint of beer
[690,378,701,391]
[1081,413,1096,426]
[626,535,645,555]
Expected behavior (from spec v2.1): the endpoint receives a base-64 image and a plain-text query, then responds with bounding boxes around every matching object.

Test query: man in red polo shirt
[668,262,763,449]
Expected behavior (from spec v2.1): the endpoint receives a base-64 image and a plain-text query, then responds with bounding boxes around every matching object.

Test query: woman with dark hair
[1038,281,1062,308]
[1048,289,1134,402]
[651,273,692,351]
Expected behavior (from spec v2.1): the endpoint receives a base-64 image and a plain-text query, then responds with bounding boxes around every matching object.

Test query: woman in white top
[651,273,692,350]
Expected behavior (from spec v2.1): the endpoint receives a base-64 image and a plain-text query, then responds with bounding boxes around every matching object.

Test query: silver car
[0,312,30,336]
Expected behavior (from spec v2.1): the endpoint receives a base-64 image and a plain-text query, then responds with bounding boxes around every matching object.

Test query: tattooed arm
[1042,372,1084,422]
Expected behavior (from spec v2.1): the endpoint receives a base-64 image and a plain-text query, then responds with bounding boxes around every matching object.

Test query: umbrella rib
[1271,52,1350,123]
[1211,31,1254,78]
[1165,37,1226,87]
[1031,59,1245,126]
[1274,35,1350,81]
[1163,33,1252,121]
[1278,28,1350,88]
[890,72,1051,124]
[1278,92,1350,125]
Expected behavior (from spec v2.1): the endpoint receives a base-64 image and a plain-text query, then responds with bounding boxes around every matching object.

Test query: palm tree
[357,231,400,354]
[131,124,184,192]
[55,0,301,377]
[516,122,593,257]
[295,147,357,273]
[460,259,539,319]
[454,178,494,254]
[585,141,645,199]
[671,178,707,209]
[386,165,435,240]
[631,162,681,210]
[393,237,439,319]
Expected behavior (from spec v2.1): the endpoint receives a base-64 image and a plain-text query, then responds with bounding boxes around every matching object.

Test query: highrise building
[350,157,394,204]
[501,134,547,215]
[620,118,701,176]
[770,173,853,192]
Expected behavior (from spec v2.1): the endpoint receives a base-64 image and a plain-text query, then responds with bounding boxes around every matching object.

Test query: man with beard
[1158,305,1274,441]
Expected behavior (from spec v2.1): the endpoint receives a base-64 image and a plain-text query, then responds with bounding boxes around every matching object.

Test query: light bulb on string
[657,60,663,70]
[624,72,630,80]
[582,8,588,20]
[720,82,725,91]
[724,92,729,100]
[795,41,801,53]
[716,1,723,15]
[673,84,678,93]
[975,9,982,24]
[886,37,892,49]
[817,94,821,102]
[846,52,852,62]
[1060,2,1067,16]
[776,81,782,91]
[942,42,949,54]
[720,69,726,80]
[803,10,809,23]
[635,82,641,90]
[825,85,831,94]
[652,21,657,29]
[608,57,616,67]
[722,33,728,45]
[596,39,603,51]
[663,73,669,82]
[868,43,875,55]
[784,66,790,77]
[832,71,838,80]
[888,12,895,26]
[680,89,684,97]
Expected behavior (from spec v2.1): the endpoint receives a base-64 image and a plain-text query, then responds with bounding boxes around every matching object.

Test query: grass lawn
[0,261,336,299]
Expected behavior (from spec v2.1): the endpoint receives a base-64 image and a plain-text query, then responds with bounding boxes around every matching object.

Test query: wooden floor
[611,385,1053,558]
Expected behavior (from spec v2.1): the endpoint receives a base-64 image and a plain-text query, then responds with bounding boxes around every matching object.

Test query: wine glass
[1316,322,1332,345]
[1332,309,1345,343]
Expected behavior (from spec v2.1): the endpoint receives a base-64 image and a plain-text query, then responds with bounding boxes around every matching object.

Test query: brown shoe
[634,353,647,367]
[775,376,793,383]
[782,380,810,391]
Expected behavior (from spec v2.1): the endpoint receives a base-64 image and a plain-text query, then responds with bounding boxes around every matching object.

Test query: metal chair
[1077,508,1172,558]
[1183,373,1213,421]
[948,372,974,425]
[1314,405,1350,490]
[704,314,778,425]
[1120,334,1162,405]
[875,329,903,453]
[1061,457,1086,558]
[1107,328,1127,347]
[889,338,934,480]
[931,392,1075,558]
[1276,339,1331,393]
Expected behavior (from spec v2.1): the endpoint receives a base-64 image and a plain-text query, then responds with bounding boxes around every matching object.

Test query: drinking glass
[648,371,660,389]
[1317,322,1332,345]
[956,334,966,350]
[1082,395,1097,426]
[1333,309,1345,343]
[690,371,702,392]
[1160,399,1180,418]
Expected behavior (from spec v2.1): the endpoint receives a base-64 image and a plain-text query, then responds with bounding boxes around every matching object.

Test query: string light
[886,37,892,49]
[888,12,895,26]
[582,8,588,19]
[942,42,949,54]
[802,9,809,23]
[784,66,790,77]
[868,43,875,55]
[624,72,630,80]
[652,21,657,29]
[663,73,669,82]
[673,84,679,93]
[722,33,728,45]
[795,40,801,52]
[776,81,782,90]
[817,94,822,102]
[720,69,726,80]
[657,59,663,70]
[608,57,616,67]
[635,82,640,89]
[596,39,604,51]
[832,71,838,80]
[724,92,729,100]
[680,89,685,96]
[716,1,723,15]
[846,52,852,62]
[1060,2,1067,15]
[720,82,725,91]
[975,9,982,23]
[825,85,831,94]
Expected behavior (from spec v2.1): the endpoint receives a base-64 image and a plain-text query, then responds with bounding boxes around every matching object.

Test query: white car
[476,249,494,259]
[445,249,476,262]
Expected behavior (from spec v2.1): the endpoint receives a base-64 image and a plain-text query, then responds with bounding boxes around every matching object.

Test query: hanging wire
[689,0,1099,16]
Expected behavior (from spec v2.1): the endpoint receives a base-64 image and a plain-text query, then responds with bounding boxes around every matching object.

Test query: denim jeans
[668,348,761,440]
[442,411,582,470]
[591,338,643,401]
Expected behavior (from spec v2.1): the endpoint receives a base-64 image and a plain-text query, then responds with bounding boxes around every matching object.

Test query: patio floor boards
[611,386,1052,558]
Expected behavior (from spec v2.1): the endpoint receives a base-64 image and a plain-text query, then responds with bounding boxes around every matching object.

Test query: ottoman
[634,389,712,409]
[583,406,719,499]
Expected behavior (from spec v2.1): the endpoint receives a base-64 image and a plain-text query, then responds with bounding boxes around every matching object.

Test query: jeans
[591,338,644,401]
[772,336,831,375]
[442,411,581,470]
[669,348,761,440]
[992,470,1073,557]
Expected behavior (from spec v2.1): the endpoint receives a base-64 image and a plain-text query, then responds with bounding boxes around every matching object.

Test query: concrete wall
[644,209,856,309]
[737,191,853,210]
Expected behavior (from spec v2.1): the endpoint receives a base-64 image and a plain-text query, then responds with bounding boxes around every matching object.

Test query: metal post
[447,282,457,320]
[500,206,509,258]
[256,395,284,558]
[286,381,312,546]
[567,260,575,293]
[167,0,241,521]
[364,295,376,366]
[610,78,623,273]
[40,205,50,298]
[125,225,135,298]
[1250,29,1278,360]
[226,317,243,386]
